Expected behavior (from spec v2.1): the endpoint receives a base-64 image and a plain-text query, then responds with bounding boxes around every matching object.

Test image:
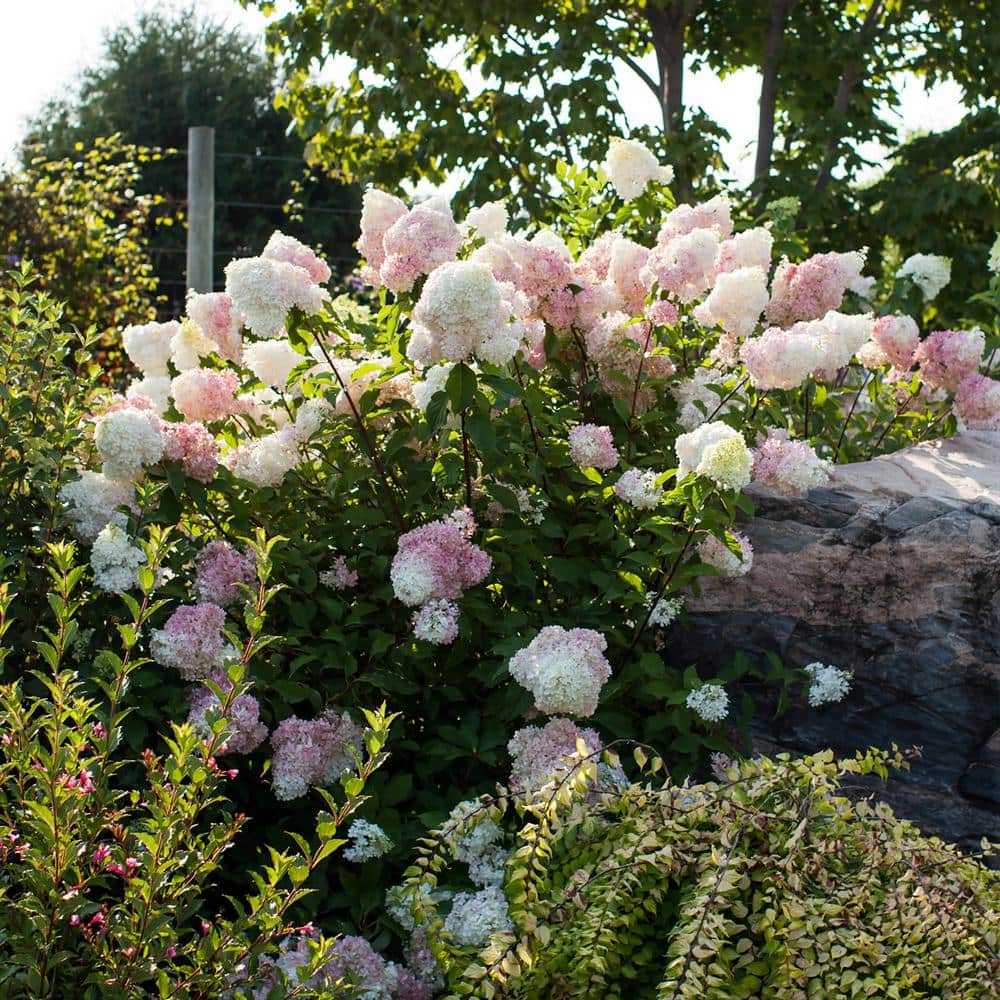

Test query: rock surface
[678,431,1000,853]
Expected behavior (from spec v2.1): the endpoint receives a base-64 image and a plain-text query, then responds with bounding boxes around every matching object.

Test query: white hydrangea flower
[59,471,135,543]
[646,593,683,628]
[896,253,952,300]
[412,362,456,413]
[169,318,216,372]
[244,339,306,390]
[224,256,325,338]
[343,819,394,862]
[686,683,730,723]
[443,886,513,947]
[463,201,508,241]
[93,408,164,481]
[122,320,178,377]
[989,234,1000,274]
[675,421,750,488]
[698,532,753,578]
[693,266,770,338]
[614,469,663,510]
[90,523,144,593]
[126,375,171,416]
[603,137,674,200]
[804,662,852,707]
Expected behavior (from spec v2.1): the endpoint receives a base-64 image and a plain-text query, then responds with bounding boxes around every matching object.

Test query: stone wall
[677,432,1000,852]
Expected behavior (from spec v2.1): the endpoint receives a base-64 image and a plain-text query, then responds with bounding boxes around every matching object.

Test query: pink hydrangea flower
[171,369,243,423]
[194,540,256,606]
[574,230,618,284]
[185,291,244,362]
[642,228,719,304]
[914,328,985,390]
[187,671,268,754]
[160,421,218,482]
[752,430,831,496]
[320,555,358,591]
[380,201,462,293]
[507,717,602,788]
[262,231,331,285]
[645,298,679,328]
[657,195,733,244]
[869,314,919,370]
[739,326,824,390]
[412,599,460,645]
[357,188,408,286]
[954,373,1000,429]
[568,424,620,471]
[270,712,362,800]
[607,237,652,315]
[765,251,865,327]
[390,517,491,607]
[150,603,227,681]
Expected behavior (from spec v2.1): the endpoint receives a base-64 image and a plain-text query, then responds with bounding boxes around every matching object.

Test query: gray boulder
[678,432,1000,852]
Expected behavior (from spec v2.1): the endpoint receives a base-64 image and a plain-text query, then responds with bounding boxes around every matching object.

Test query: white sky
[0,0,968,186]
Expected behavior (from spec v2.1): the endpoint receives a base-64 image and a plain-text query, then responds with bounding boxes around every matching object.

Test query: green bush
[401,747,999,999]
[0,536,393,998]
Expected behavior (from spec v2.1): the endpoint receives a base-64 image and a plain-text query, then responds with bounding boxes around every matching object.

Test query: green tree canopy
[25,5,361,315]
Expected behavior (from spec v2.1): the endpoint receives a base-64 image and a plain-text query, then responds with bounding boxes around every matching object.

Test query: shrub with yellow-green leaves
[399,747,998,999]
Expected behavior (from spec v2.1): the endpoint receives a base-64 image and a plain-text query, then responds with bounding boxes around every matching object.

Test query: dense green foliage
[402,747,999,998]
[0,139,169,341]
[24,6,360,314]
[0,537,393,998]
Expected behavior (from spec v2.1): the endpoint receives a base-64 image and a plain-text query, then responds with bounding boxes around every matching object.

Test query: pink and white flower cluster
[150,603,229,681]
[568,424,620,471]
[269,711,362,801]
[186,671,268,754]
[507,717,602,788]
[751,430,831,496]
[508,626,611,717]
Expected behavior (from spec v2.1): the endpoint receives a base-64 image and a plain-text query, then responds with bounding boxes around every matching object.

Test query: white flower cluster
[243,340,305,390]
[686,683,730,723]
[446,800,509,888]
[411,599,460,645]
[804,662,852,707]
[508,626,611,717]
[343,819,394,862]
[463,200,508,241]
[222,429,299,488]
[602,137,674,201]
[672,368,738,430]
[93,408,163,481]
[122,320,178,376]
[675,421,752,490]
[896,253,952,301]
[224,256,325,338]
[59,471,134,542]
[443,886,513,948]
[989,234,1000,275]
[412,362,455,413]
[693,266,769,338]
[407,260,524,367]
[614,468,663,510]
[128,375,171,415]
[90,523,144,593]
[646,593,683,628]
[698,532,753,578]
[170,318,216,372]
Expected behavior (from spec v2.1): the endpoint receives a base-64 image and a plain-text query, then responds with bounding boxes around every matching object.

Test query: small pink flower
[200,920,211,937]
[69,914,82,927]
[165,944,177,960]
[92,844,112,866]
[92,723,107,739]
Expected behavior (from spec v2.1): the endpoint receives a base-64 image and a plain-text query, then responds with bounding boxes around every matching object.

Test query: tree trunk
[644,0,701,134]
[814,0,886,194]
[754,0,798,187]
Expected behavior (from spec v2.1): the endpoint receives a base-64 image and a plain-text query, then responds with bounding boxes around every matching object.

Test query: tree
[25,6,361,316]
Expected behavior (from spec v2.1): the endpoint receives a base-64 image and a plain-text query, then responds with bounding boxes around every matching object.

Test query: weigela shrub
[0,536,396,998]
[398,747,999,999]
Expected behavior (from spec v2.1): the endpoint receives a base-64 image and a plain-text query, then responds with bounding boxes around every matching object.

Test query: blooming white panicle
[412,599,460,645]
[485,481,549,525]
[813,311,873,375]
[686,683,730,723]
[467,846,510,888]
[642,227,720,303]
[804,662,852,707]
[380,198,463,292]
[646,593,683,628]
[896,253,952,300]
[698,531,753,577]
[568,424,620,471]
[224,255,325,338]
[849,274,877,300]
[714,227,773,276]
[90,523,144,593]
[223,427,300,488]
[59,471,135,542]
[185,290,243,362]
[614,468,663,510]
[244,339,305,390]
[93,407,164,481]
[675,421,745,482]
[169,318,216,372]
[443,887,513,948]
[697,433,754,491]
[672,368,738,430]
[343,819,394,862]
[122,320,179,377]
[127,376,171,416]
[607,237,652,314]
[357,187,408,285]
[289,397,331,443]
[508,626,611,717]
[740,326,826,390]
[989,234,1000,274]
[407,260,521,367]
[693,266,769,338]
[412,362,455,413]
[463,201,508,241]
[658,195,733,243]
[602,137,673,200]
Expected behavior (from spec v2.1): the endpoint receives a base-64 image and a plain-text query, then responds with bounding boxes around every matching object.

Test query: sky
[0,0,968,185]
